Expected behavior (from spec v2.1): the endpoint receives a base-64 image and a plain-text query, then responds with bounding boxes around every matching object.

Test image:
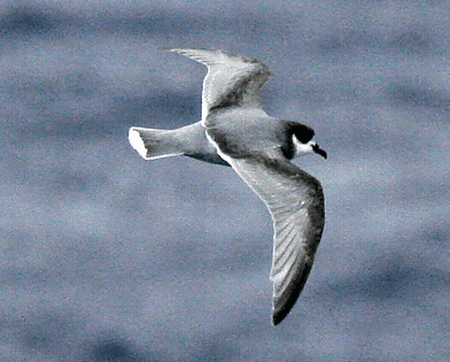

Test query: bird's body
[129,48,326,325]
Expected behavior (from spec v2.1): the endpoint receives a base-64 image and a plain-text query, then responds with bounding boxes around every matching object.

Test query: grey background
[1,0,449,361]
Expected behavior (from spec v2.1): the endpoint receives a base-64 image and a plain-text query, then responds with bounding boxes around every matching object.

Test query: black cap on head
[288,123,315,144]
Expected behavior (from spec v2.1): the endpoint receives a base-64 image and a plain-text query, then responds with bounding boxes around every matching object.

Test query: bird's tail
[128,127,185,160]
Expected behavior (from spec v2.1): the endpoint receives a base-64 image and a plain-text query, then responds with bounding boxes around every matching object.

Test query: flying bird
[128,48,326,325]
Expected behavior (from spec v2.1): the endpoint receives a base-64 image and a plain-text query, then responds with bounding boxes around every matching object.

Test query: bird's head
[291,124,327,159]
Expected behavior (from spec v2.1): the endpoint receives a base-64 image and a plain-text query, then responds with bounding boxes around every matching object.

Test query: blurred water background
[1,0,449,361]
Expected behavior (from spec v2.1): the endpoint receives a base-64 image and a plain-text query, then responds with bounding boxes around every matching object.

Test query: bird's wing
[214,149,325,325]
[166,48,273,122]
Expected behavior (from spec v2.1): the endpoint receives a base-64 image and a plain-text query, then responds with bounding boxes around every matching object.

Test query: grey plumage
[129,48,326,325]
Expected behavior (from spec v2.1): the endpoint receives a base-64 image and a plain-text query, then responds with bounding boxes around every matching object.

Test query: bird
[128,48,327,325]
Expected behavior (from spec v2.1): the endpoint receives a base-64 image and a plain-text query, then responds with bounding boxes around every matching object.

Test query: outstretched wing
[166,48,273,122]
[214,150,325,325]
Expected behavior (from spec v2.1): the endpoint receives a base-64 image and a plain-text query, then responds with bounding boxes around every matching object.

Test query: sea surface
[1,1,449,361]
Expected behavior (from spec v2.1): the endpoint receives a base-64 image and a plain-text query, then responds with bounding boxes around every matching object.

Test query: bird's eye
[294,126,314,144]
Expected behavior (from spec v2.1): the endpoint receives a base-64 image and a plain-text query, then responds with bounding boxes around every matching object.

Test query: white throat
[292,134,316,158]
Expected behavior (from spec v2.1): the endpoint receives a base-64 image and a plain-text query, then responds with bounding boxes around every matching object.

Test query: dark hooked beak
[312,143,327,159]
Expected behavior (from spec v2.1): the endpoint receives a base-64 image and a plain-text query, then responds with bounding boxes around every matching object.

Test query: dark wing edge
[219,153,325,325]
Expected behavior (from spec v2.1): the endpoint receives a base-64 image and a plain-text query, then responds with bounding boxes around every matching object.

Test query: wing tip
[271,299,296,326]
[160,47,223,56]
[159,47,197,53]
[159,47,273,75]
[270,259,315,325]
[272,310,286,326]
